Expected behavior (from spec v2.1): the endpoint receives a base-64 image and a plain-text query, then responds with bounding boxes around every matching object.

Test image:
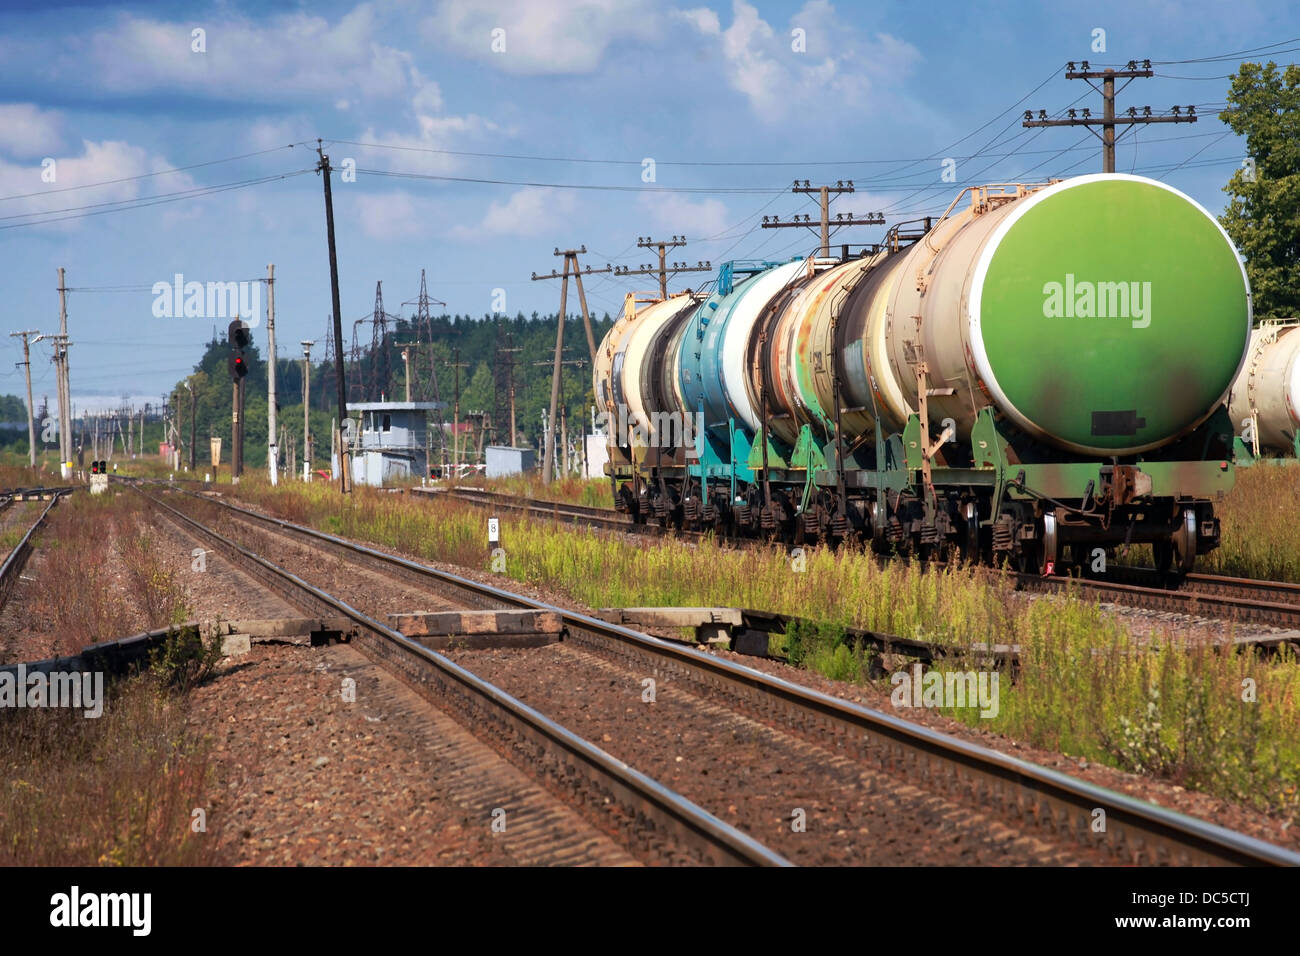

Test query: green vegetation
[1219,60,1300,319]
[155,311,615,472]
[471,473,613,508]
[1205,464,1300,582]
[149,626,226,692]
[230,479,1300,821]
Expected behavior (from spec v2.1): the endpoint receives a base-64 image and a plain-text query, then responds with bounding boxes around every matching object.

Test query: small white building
[347,401,445,486]
[485,445,536,478]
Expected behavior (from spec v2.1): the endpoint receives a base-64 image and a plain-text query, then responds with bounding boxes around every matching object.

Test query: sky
[0,0,1295,411]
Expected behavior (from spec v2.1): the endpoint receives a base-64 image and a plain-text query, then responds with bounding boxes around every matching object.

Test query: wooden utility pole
[614,236,711,299]
[302,341,314,481]
[531,247,610,480]
[55,268,72,476]
[266,263,278,485]
[10,331,39,468]
[533,356,586,481]
[315,140,350,492]
[761,181,884,257]
[446,348,469,475]
[1023,60,1196,172]
[186,382,196,471]
[497,335,521,446]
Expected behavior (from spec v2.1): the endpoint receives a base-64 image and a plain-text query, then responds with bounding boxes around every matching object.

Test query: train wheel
[1172,508,1197,575]
[960,503,979,565]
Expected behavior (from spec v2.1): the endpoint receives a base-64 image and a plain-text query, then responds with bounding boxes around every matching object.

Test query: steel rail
[133,484,790,868]
[0,492,63,613]
[157,481,1300,867]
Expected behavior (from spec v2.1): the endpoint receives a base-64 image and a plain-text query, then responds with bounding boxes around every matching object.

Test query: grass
[0,489,225,866]
[0,676,228,865]
[462,473,614,509]
[225,478,1300,822]
[1204,464,1300,582]
[26,490,193,656]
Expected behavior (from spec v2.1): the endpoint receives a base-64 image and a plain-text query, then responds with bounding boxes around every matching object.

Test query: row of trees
[163,310,616,469]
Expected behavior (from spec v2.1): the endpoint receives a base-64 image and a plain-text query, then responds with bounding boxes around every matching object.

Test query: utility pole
[761,181,884,257]
[533,356,586,480]
[56,268,73,477]
[315,140,350,493]
[185,381,196,471]
[531,247,610,480]
[498,334,521,446]
[302,341,314,481]
[1023,60,1196,172]
[532,246,610,364]
[266,263,278,485]
[613,236,711,299]
[10,331,38,468]
[396,342,416,403]
[446,348,469,476]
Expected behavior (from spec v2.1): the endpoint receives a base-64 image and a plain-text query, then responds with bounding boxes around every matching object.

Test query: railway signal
[228,319,250,478]
[228,319,251,380]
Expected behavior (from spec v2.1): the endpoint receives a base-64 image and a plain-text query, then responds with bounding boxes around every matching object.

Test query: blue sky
[0,0,1294,409]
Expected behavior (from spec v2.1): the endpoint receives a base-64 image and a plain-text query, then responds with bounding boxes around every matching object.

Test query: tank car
[595,174,1252,574]
[1228,319,1300,461]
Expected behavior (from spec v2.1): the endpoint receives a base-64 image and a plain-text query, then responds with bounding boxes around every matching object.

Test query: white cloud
[638,193,728,237]
[354,111,503,176]
[354,190,435,239]
[69,5,439,109]
[423,0,661,74]
[0,139,195,232]
[452,187,577,239]
[0,104,63,158]
[680,0,921,121]
[672,7,721,34]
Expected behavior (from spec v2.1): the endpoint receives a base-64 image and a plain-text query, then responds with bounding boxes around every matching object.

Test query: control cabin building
[347,401,445,486]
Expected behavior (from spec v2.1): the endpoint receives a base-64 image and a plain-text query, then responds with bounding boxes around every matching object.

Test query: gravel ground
[189,641,636,866]
[443,642,1109,865]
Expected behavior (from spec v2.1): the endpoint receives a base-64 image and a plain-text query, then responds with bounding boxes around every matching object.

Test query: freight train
[594,174,1252,574]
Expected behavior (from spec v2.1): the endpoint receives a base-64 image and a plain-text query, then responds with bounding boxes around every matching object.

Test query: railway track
[128,483,789,867]
[417,484,701,539]
[135,479,1300,866]
[424,485,1300,633]
[0,492,63,613]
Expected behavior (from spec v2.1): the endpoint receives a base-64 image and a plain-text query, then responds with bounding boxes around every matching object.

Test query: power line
[357,168,786,194]
[0,169,313,231]
[1150,37,1300,65]
[0,142,311,204]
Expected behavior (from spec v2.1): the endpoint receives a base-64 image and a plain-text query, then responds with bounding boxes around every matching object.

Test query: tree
[1219,61,1300,319]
